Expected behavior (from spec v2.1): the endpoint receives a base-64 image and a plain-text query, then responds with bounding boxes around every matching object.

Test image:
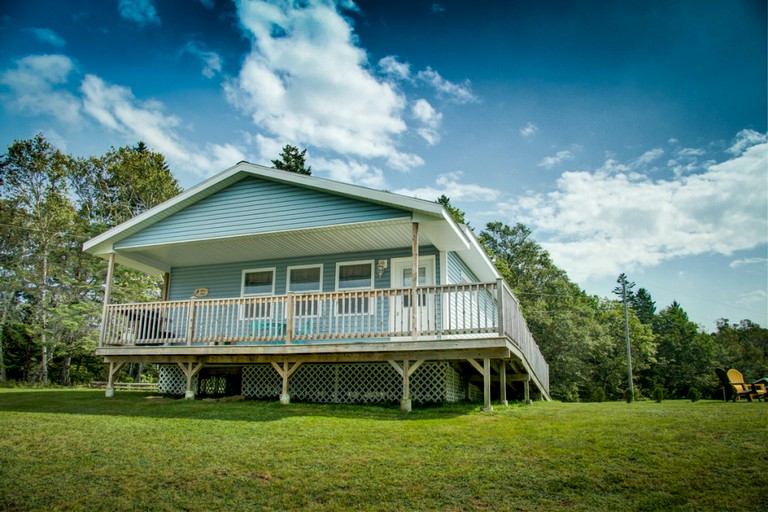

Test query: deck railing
[100,281,548,393]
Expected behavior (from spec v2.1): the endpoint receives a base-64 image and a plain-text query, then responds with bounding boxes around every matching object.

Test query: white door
[390,257,435,334]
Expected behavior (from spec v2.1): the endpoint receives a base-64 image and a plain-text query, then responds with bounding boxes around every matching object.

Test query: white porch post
[411,222,419,338]
[99,253,116,348]
[161,272,170,301]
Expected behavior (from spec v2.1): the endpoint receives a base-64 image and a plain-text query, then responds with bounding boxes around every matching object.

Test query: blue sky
[1,0,766,329]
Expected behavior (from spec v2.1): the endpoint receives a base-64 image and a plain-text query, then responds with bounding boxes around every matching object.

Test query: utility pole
[622,277,634,402]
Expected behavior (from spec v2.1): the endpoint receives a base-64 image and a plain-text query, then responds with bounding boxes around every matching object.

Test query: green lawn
[0,389,765,511]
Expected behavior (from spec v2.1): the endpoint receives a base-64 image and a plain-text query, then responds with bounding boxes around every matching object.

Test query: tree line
[1,136,765,400]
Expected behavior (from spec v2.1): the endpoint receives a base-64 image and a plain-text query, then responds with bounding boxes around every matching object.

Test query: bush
[687,387,701,402]
[652,386,664,403]
[591,387,606,403]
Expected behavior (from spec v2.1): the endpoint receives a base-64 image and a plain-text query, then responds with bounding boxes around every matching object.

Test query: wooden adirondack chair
[726,368,766,402]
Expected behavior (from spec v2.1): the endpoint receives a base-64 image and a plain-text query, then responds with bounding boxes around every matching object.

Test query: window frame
[287,264,324,317]
[335,260,374,315]
[240,267,276,319]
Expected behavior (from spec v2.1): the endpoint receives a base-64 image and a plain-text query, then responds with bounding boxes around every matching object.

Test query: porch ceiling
[114,217,461,274]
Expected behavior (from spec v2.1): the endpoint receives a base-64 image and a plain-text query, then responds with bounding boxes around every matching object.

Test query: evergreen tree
[436,195,468,225]
[631,288,656,325]
[272,145,311,175]
[0,135,182,384]
[647,301,717,397]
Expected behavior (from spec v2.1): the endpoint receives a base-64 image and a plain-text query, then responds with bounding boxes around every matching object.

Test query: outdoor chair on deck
[716,368,766,402]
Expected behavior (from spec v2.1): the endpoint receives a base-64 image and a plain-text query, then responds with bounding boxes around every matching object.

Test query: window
[402,266,427,307]
[288,265,322,316]
[241,268,275,318]
[336,261,373,314]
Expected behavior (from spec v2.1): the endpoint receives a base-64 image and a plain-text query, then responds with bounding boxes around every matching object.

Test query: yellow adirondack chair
[726,369,766,402]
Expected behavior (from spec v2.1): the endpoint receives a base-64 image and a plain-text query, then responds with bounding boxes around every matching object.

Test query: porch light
[376,259,388,278]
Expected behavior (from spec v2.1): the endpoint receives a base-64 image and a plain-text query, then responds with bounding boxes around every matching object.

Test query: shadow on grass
[0,389,514,423]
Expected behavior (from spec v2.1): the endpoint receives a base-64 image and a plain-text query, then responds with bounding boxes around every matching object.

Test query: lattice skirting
[243,362,466,404]
[158,365,198,395]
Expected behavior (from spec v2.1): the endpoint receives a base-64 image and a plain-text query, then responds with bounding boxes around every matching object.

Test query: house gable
[115,176,410,249]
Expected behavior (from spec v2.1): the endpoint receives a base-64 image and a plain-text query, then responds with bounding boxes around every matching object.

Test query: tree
[0,136,182,385]
[436,195,468,225]
[0,135,75,384]
[591,299,656,399]
[631,288,656,325]
[272,145,311,175]
[479,221,609,401]
[73,142,180,229]
[646,301,717,397]
[713,319,768,384]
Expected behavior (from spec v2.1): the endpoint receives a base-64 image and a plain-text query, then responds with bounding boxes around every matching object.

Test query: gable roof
[83,161,498,281]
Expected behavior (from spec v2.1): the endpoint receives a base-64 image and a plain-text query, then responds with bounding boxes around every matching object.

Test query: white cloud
[225,0,422,171]
[730,257,768,269]
[538,150,574,169]
[0,54,81,124]
[520,122,538,138]
[183,41,222,78]
[510,136,768,280]
[733,289,767,308]
[412,99,442,145]
[633,148,664,167]
[313,157,386,189]
[379,55,411,80]
[416,67,479,104]
[431,4,446,14]
[394,171,501,202]
[28,28,66,47]
[80,74,246,175]
[118,0,160,26]
[677,147,705,157]
[728,129,767,155]
[198,0,215,8]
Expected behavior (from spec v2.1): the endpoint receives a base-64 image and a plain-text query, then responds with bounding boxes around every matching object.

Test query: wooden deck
[98,281,550,403]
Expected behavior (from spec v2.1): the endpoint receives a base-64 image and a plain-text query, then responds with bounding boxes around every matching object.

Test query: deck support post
[465,358,493,411]
[99,253,116,348]
[499,360,508,406]
[523,375,531,405]
[272,362,302,404]
[105,361,125,397]
[482,357,493,411]
[411,222,419,338]
[388,359,424,412]
[178,362,204,399]
[401,359,411,412]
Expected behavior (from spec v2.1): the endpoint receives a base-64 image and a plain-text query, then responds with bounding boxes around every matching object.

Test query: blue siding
[116,176,410,248]
[446,251,479,284]
[166,247,440,342]
[168,246,441,300]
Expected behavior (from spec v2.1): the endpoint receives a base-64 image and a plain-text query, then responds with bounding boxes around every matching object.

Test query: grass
[0,389,765,511]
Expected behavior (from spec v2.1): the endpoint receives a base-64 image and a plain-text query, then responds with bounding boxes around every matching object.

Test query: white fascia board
[461,225,500,282]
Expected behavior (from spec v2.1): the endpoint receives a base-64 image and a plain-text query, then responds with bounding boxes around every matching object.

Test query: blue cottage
[84,162,549,410]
